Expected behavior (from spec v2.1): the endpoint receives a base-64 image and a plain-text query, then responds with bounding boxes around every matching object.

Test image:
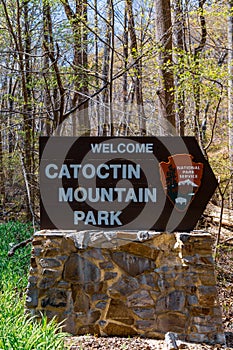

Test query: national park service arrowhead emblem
[160,154,204,211]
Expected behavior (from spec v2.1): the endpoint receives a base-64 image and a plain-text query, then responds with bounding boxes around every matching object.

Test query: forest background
[1,1,233,347]
[0,0,233,226]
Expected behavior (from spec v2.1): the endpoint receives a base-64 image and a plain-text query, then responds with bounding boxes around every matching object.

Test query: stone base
[26,230,225,345]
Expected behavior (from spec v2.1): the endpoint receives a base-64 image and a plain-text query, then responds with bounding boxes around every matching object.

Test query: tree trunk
[228,0,233,207]
[121,5,128,136]
[100,0,113,136]
[193,0,207,145]
[173,0,185,135]
[24,0,35,215]
[42,0,56,135]
[155,0,176,134]
[126,0,146,135]
[109,0,115,136]
[62,0,90,135]
[94,0,100,135]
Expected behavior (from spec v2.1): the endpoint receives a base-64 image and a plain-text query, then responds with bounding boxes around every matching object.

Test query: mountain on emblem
[159,154,203,211]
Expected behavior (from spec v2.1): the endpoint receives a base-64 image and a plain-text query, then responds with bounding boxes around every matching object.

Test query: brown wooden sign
[40,136,218,232]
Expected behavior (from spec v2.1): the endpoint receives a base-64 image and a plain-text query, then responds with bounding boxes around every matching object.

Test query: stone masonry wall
[26,230,225,344]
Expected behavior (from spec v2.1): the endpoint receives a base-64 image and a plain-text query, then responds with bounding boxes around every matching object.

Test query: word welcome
[90,142,153,154]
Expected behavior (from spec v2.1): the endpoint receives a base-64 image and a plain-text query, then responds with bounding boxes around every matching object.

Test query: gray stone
[87,310,101,324]
[194,324,218,333]
[165,332,179,349]
[92,293,109,302]
[75,231,118,248]
[156,291,185,313]
[44,248,61,257]
[163,272,176,281]
[72,286,90,312]
[157,278,170,291]
[104,272,117,280]
[84,282,104,294]
[99,261,114,269]
[66,231,88,249]
[213,307,223,317]
[154,266,169,273]
[215,333,226,345]
[27,275,38,288]
[39,258,61,268]
[89,231,115,244]
[157,312,187,333]
[132,308,155,319]
[32,248,42,257]
[179,234,190,243]
[127,290,154,307]
[110,275,139,296]
[137,273,157,288]
[192,316,208,323]
[26,289,38,307]
[135,320,156,330]
[183,256,196,264]
[198,285,217,295]
[83,248,104,261]
[75,310,101,325]
[175,272,198,287]
[42,269,61,278]
[41,290,68,308]
[29,267,38,275]
[95,301,107,309]
[168,290,186,311]
[57,255,68,262]
[187,295,198,306]
[197,286,217,307]
[38,277,57,289]
[64,254,100,284]
[111,252,155,277]
[187,333,209,343]
[57,280,71,289]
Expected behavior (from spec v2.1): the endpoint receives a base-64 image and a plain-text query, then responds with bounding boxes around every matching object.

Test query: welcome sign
[40,136,217,232]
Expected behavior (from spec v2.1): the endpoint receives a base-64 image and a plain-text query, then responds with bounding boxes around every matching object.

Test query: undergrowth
[0,222,69,350]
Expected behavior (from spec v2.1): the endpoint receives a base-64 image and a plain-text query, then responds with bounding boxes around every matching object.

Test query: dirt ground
[66,333,232,349]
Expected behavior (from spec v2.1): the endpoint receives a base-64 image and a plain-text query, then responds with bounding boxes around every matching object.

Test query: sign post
[26,135,225,344]
[40,136,218,232]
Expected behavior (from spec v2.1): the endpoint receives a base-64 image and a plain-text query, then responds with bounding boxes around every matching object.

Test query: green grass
[0,221,32,290]
[0,222,69,350]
